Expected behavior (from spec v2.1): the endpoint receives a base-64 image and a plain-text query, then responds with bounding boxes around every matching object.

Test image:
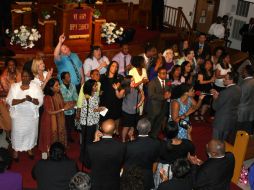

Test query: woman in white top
[83,46,109,80]
[129,56,149,89]
[214,53,232,91]
[211,46,224,70]
[31,58,53,89]
[6,70,44,161]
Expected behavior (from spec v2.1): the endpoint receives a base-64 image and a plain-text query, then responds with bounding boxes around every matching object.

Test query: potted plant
[41,10,51,20]
[93,9,101,19]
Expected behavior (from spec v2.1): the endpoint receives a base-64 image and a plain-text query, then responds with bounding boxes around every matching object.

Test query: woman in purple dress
[0,148,22,190]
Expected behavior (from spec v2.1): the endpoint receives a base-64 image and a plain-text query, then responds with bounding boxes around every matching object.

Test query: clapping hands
[64,102,74,110]
[142,77,149,84]
[112,82,120,90]
[100,61,107,68]
[93,130,103,142]
[26,95,32,102]
[45,68,53,82]
[159,169,169,182]
[188,153,203,166]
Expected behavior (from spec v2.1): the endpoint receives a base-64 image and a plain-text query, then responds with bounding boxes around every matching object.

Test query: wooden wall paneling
[93,19,106,46]
[38,19,56,53]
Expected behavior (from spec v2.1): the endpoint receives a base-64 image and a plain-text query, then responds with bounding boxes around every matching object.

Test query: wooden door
[193,0,220,33]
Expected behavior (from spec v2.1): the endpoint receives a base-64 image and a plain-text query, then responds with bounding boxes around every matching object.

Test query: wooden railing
[163,6,195,42]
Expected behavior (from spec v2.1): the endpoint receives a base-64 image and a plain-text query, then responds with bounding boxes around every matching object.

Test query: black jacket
[124,136,160,190]
[84,138,126,190]
[192,152,235,190]
[32,159,77,190]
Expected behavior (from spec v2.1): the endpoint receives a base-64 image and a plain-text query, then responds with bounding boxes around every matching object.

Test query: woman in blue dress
[170,84,205,140]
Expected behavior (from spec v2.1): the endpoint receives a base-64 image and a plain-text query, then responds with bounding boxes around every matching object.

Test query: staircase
[159,5,195,50]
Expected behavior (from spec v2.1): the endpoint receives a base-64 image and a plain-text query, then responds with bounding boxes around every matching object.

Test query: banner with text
[68,8,91,39]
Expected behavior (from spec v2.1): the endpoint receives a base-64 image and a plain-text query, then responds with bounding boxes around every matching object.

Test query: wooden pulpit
[38,19,56,53]
[54,3,93,52]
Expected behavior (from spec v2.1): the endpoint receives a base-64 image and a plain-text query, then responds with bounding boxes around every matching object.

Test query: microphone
[195,91,213,96]
[200,92,213,96]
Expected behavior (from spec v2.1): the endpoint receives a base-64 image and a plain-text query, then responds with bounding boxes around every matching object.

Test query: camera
[179,119,191,130]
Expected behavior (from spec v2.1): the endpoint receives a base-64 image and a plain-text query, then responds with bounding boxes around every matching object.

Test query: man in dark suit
[124,118,160,190]
[32,142,78,190]
[239,18,254,54]
[193,33,211,60]
[84,119,126,190]
[189,139,235,190]
[237,64,254,134]
[211,71,241,140]
[147,67,171,138]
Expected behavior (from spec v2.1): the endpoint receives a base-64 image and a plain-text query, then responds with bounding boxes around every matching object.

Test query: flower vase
[21,46,29,50]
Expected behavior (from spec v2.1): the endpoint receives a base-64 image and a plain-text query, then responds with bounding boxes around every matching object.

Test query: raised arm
[54,33,65,61]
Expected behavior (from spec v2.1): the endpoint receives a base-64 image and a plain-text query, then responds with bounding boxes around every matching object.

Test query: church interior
[0,0,254,190]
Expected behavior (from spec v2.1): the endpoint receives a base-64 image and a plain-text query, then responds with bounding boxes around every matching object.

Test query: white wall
[218,0,254,50]
[218,0,238,17]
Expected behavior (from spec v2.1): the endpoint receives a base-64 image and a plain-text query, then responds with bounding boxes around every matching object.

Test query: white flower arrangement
[101,22,124,44]
[5,26,41,49]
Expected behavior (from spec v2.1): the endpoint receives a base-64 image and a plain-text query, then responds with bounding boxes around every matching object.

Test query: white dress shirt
[112,52,131,76]
[208,23,225,39]
[83,56,109,80]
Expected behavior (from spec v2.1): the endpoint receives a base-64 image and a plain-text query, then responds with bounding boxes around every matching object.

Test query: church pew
[225,130,254,184]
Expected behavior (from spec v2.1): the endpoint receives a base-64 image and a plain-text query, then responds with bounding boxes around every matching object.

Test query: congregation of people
[0,31,254,190]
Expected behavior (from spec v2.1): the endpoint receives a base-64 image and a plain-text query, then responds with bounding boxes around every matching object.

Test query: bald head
[101,119,116,136]
[207,139,225,157]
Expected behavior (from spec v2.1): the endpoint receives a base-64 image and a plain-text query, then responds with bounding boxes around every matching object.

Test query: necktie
[162,80,165,92]
[124,55,127,76]
[68,56,80,83]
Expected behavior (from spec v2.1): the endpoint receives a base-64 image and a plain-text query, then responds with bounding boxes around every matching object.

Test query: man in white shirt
[112,43,132,76]
[208,16,225,39]
[83,46,109,81]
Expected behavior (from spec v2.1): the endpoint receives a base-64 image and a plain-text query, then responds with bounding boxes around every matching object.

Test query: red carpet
[9,120,242,190]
